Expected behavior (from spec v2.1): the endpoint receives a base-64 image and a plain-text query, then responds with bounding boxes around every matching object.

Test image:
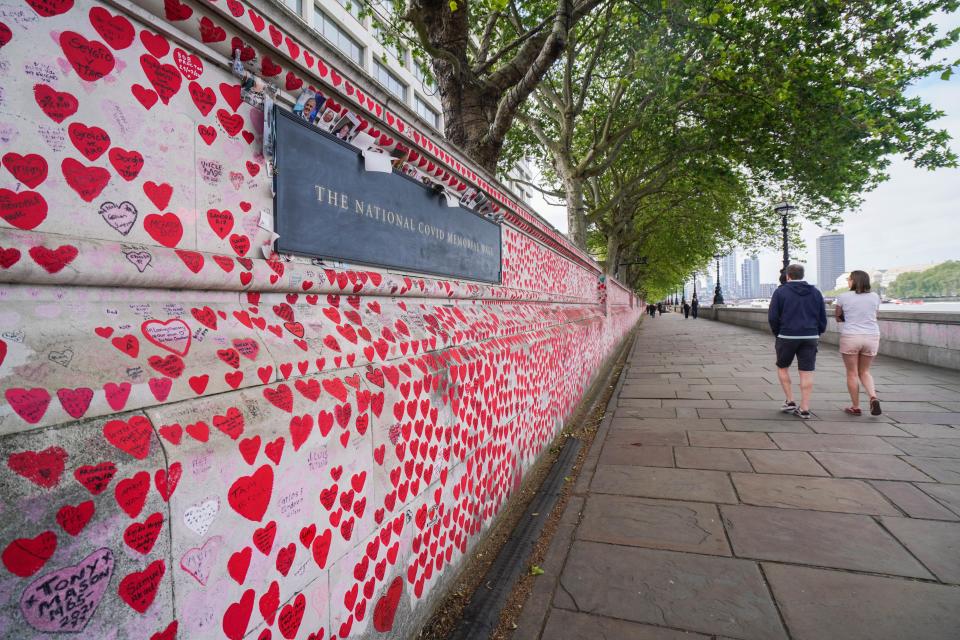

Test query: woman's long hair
[849,270,871,294]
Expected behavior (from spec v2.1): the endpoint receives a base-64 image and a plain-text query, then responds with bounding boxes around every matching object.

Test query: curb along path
[512,312,960,640]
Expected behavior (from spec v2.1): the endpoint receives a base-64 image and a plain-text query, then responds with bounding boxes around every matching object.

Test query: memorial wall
[0,1,640,638]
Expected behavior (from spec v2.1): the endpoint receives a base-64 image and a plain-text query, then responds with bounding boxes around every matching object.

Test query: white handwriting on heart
[183,497,219,536]
[99,201,138,236]
[179,536,221,585]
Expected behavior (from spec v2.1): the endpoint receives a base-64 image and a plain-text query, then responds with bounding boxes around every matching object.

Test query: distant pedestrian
[691,297,699,319]
[657,302,663,316]
[835,270,882,416]
[768,264,827,419]
[683,301,690,318]
[646,303,655,317]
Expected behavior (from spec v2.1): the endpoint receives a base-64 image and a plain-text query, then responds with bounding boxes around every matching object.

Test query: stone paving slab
[769,433,905,454]
[721,505,932,578]
[893,423,960,438]
[604,428,689,447]
[592,464,738,503]
[719,418,813,433]
[540,609,711,640]
[764,563,960,640]
[885,411,960,425]
[577,495,730,555]
[812,452,934,481]
[880,437,960,458]
[871,481,959,521]
[743,449,830,476]
[880,517,960,584]
[904,457,960,483]
[674,446,752,472]
[612,407,681,418]
[805,421,911,436]
[732,473,900,515]
[918,483,960,516]
[599,443,674,467]
[611,417,726,431]
[687,431,778,449]
[557,542,788,640]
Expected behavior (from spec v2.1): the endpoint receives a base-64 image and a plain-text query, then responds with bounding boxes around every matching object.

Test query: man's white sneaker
[792,407,812,419]
[780,401,797,413]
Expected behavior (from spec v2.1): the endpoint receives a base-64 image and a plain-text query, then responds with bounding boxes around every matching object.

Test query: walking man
[691,296,699,319]
[768,264,827,418]
[683,300,691,318]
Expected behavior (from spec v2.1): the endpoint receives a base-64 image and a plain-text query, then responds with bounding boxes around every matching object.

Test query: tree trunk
[434,73,503,173]
[564,175,587,249]
[606,230,621,277]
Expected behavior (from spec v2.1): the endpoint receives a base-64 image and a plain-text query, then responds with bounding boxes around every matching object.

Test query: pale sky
[529,10,960,286]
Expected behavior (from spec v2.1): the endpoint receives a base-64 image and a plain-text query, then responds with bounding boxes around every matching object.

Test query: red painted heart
[0,190,47,230]
[7,446,67,488]
[62,158,110,202]
[60,31,115,82]
[227,464,273,522]
[140,54,182,104]
[89,7,135,50]
[3,152,48,189]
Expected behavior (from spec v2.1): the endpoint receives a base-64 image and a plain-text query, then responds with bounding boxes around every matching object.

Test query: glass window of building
[333,0,361,20]
[414,95,439,129]
[283,0,303,14]
[373,60,407,101]
[372,24,406,65]
[313,6,363,65]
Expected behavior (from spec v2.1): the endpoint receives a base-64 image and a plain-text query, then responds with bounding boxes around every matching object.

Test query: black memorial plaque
[273,107,501,283]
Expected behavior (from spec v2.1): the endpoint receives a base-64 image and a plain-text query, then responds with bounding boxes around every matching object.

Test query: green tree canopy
[888,261,960,297]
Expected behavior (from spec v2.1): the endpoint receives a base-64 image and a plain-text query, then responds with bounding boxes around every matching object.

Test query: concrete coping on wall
[711,305,960,325]
[704,305,960,371]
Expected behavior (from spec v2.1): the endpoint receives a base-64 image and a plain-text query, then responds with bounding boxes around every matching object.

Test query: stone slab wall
[0,2,640,639]
[703,307,960,370]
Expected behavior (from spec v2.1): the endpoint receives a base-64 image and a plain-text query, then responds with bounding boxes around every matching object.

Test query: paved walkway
[514,312,960,640]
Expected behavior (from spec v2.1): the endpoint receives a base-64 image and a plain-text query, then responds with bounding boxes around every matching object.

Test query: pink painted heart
[19,547,114,633]
[179,535,221,586]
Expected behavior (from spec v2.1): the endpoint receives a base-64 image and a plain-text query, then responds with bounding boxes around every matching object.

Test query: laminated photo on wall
[293,90,326,124]
[332,112,361,142]
[317,100,341,131]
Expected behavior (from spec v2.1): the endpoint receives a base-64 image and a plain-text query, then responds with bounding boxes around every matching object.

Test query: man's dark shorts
[775,338,819,371]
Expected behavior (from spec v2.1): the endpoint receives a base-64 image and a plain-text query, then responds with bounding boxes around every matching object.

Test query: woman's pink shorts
[839,334,880,356]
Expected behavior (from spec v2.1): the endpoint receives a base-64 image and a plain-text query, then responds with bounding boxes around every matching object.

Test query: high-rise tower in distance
[741,256,760,299]
[817,233,845,290]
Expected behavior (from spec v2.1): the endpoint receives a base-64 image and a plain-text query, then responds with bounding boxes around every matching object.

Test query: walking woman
[835,270,882,415]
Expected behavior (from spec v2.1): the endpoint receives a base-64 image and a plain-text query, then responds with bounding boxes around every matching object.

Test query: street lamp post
[713,254,724,305]
[774,200,796,285]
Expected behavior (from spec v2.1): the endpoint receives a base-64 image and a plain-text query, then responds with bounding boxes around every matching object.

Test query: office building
[277,0,534,204]
[817,232,845,289]
[720,252,739,298]
[740,256,760,299]
[759,283,779,298]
